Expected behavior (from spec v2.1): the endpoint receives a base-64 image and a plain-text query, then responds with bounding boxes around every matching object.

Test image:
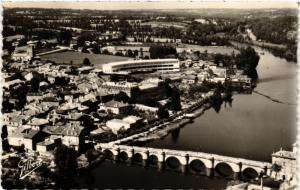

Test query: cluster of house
[3,59,172,154]
[164,59,252,88]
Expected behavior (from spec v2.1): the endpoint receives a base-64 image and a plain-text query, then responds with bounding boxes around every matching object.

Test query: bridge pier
[127,150,133,166]
[142,151,149,167]
[205,158,214,178]
[112,154,119,163]
[233,163,242,180]
[181,154,189,174]
[233,172,241,180]
[158,161,165,171]
[157,152,165,172]
[142,159,148,167]
[206,168,214,178]
[98,144,271,181]
[181,164,188,174]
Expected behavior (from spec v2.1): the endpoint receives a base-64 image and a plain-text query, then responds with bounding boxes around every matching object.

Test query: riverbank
[131,103,212,144]
[230,40,296,63]
[105,92,214,146]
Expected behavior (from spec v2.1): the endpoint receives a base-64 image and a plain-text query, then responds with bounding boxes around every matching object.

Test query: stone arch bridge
[96,143,272,180]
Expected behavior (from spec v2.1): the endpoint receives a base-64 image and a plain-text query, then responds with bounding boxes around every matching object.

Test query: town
[1,6,298,190]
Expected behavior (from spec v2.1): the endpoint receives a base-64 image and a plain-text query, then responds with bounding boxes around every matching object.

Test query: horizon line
[3,1,298,10]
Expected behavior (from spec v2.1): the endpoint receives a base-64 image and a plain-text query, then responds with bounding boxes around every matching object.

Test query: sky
[2,1,299,10]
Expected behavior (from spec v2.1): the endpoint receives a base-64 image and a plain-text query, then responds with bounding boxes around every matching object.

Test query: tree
[110,74,119,82]
[114,91,130,103]
[235,46,260,79]
[271,163,282,179]
[53,139,78,179]
[30,77,40,92]
[18,144,25,153]
[82,58,91,66]
[7,45,15,56]
[59,30,72,45]
[157,106,169,119]
[214,53,223,66]
[102,49,109,55]
[92,45,100,54]
[85,148,98,163]
[2,125,8,139]
[134,50,139,57]
[210,84,223,113]
[149,45,177,59]
[170,87,181,111]
[115,52,124,56]
[140,48,144,57]
[127,49,134,57]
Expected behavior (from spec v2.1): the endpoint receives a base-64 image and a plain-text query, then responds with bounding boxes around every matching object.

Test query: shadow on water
[212,93,234,113]
[171,128,180,142]
[77,159,229,189]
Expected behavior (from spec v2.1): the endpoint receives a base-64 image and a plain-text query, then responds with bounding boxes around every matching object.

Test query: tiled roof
[24,129,40,139]
[103,100,128,108]
[43,125,84,137]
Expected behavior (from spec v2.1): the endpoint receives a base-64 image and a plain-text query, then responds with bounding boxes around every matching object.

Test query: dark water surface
[81,46,297,188]
[78,161,228,189]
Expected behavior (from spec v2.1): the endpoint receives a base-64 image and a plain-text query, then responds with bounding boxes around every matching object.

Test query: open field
[110,44,238,55]
[177,44,239,55]
[40,51,133,68]
[140,21,188,29]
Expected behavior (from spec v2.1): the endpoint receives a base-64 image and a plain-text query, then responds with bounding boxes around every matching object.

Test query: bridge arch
[189,157,212,169]
[242,167,259,180]
[165,155,187,165]
[214,161,240,173]
[241,165,265,177]
[148,154,159,166]
[189,159,206,174]
[132,152,144,164]
[214,162,236,177]
[119,151,129,162]
[102,149,119,160]
[165,156,182,169]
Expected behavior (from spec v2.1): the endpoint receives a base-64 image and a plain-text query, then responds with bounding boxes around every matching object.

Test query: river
[147,44,297,162]
[80,45,297,188]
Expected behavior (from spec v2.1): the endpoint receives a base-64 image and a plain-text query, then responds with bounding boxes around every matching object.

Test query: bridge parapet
[147,148,164,155]
[96,143,271,172]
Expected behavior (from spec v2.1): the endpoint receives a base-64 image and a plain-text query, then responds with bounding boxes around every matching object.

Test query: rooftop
[102,100,128,108]
[102,81,138,88]
[123,115,142,124]
[28,118,49,126]
[103,58,179,67]
[272,150,296,160]
[43,125,84,137]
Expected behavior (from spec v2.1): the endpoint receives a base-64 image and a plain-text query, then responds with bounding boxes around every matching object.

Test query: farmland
[177,44,239,55]
[140,21,188,29]
[40,51,133,68]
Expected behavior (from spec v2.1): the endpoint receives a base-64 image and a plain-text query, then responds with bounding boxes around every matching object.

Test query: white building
[106,115,142,133]
[99,100,130,114]
[102,59,180,74]
[42,123,85,151]
[8,126,44,151]
[11,45,34,63]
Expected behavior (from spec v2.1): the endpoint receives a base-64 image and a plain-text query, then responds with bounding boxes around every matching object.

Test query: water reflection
[212,93,234,113]
[171,128,180,142]
[78,161,228,189]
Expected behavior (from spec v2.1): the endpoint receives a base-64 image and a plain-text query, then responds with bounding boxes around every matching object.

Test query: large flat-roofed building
[102,59,180,74]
